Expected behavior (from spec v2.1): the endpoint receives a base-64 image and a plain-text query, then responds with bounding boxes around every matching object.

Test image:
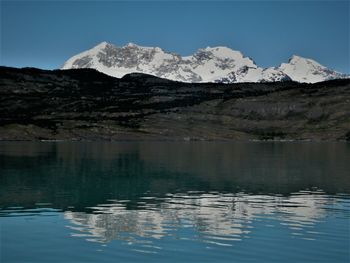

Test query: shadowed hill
[0,66,349,140]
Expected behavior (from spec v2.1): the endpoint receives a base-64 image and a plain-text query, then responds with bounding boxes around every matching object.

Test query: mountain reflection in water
[0,142,349,262]
[63,190,344,247]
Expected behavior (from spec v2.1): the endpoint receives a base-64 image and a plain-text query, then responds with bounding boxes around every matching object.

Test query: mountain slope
[1,66,350,141]
[62,42,347,83]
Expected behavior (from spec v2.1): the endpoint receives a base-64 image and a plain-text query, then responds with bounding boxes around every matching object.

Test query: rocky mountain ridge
[62,42,348,83]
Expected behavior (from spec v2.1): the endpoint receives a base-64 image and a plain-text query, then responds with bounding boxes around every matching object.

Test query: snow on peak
[204,46,243,57]
[194,46,249,63]
[288,55,324,68]
[62,42,348,83]
[125,42,138,48]
[278,55,346,83]
[123,42,164,52]
[94,41,111,48]
[289,55,305,62]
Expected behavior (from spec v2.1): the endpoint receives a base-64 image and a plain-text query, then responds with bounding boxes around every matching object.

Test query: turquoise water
[0,142,349,262]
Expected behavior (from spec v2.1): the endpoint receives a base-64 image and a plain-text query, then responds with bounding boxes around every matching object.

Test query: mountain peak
[200,46,244,58]
[289,55,303,63]
[94,41,112,49]
[125,42,138,48]
[278,55,347,83]
[288,55,323,68]
[123,42,164,53]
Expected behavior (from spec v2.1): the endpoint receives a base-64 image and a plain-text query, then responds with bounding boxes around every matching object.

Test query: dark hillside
[0,66,349,140]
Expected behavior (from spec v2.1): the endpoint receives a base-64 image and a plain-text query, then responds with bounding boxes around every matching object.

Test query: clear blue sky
[1,0,349,73]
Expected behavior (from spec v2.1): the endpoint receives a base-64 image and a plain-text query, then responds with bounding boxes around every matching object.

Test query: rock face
[0,66,349,141]
[62,42,348,83]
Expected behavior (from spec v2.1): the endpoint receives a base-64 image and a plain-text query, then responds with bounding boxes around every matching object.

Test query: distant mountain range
[62,42,348,83]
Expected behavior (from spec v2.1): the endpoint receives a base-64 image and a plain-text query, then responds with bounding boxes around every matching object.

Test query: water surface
[0,142,349,262]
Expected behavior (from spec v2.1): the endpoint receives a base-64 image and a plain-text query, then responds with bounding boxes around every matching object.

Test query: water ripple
[55,190,350,249]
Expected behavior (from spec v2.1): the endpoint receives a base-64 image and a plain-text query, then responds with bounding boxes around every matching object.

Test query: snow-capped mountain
[278,55,347,83]
[62,42,348,83]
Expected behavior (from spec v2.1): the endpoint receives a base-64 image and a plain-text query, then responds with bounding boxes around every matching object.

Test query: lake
[0,142,349,262]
